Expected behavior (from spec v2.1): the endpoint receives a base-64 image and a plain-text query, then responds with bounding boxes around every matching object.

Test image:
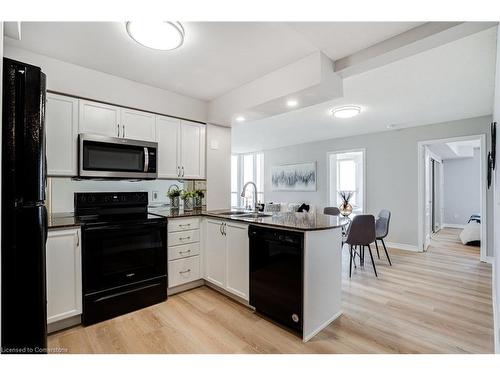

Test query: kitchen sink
[217,210,249,216]
[237,213,272,218]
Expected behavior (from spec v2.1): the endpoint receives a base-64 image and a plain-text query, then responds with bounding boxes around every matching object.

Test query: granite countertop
[203,210,348,231]
[48,207,348,232]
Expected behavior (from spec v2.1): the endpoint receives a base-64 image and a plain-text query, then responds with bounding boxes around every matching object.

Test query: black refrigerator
[1,58,48,353]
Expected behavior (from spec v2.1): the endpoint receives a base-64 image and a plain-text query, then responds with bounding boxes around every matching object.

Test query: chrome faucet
[240,181,258,212]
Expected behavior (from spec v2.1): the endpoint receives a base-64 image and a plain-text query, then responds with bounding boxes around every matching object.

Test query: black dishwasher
[249,225,304,334]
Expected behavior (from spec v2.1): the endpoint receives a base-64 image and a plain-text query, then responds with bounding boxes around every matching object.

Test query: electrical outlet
[152,191,159,201]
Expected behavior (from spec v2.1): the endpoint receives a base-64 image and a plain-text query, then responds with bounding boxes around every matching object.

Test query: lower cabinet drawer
[168,242,200,261]
[168,229,200,246]
[168,256,201,288]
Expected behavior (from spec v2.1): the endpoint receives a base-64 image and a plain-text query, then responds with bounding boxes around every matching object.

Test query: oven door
[79,134,157,179]
[82,220,167,294]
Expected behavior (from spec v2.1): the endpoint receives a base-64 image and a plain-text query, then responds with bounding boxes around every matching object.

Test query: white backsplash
[48,177,185,213]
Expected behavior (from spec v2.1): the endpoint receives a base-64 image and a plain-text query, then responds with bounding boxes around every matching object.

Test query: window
[328,150,365,213]
[231,152,265,208]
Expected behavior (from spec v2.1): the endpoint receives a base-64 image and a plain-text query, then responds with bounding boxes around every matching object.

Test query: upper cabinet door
[120,108,156,141]
[156,115,181,179]
[78,99,121,138]
[180,120,206,179]
[46,93,79,176]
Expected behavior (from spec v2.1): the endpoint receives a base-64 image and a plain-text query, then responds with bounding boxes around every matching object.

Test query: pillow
[459,222,481,245]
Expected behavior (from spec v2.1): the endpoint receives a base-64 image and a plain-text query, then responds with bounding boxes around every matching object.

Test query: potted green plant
[181,190,196,211]
[167,185,181,209]
[194,190,204,208]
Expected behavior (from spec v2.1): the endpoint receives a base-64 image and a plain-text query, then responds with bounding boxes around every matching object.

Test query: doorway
[417,135,487,261]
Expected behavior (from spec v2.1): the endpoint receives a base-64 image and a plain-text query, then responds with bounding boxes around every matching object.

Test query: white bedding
[459,222,481,245]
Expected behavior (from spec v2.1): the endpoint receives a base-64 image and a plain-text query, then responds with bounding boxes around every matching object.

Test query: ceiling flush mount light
[235,116,245,122]
[286,99,298,107]
[126,21,185,51]
[331,105,361,119]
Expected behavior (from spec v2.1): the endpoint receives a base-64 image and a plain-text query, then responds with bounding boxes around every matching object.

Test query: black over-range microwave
[79,133,158,179]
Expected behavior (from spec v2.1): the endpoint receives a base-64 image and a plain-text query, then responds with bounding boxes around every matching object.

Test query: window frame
[231,152,265,208]
[327,148,366,214]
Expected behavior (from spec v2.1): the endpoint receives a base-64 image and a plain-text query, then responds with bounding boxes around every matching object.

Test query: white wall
[492,25,500,354]
[261,116,494,254]
[443,149,481,226]
[205,124,231,210]
[48,178,184,213]
[3,45,208,123]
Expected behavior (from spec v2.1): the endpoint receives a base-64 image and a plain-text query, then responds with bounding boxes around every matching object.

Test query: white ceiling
[232,27,497,153]
[4,22,421,101]
[429,140,481,160]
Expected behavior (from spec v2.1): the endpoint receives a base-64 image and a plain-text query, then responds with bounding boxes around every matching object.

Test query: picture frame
[271,161,317,191]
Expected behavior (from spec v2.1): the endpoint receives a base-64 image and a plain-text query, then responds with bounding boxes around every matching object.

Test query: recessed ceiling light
[235,116,245,122]
[286,99,298,107]
[126,21,185,51]
[331,105,361,119]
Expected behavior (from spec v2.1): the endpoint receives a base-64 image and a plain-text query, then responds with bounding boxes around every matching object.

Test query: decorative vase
[339,202,353,217]
[194,196,202,209]
[184,197,194,211]
[170,196,180,209]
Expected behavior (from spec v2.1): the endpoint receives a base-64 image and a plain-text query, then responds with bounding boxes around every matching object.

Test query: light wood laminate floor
[49,228,493,353]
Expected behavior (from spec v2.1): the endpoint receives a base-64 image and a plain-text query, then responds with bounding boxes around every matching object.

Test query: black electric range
[76,192,168,325]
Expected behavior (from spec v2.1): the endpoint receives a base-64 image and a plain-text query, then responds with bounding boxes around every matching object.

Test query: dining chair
[375,209,392,266]
[323,207,341,216]
[344,214,377,277]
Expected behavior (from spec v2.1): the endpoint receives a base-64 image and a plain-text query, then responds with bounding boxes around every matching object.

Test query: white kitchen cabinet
[120,108,156,141]
[79,99,121,137]
[45,93,79,176]
[155,117,206,179]
[46,228,82,324]
[225,222,249,300]
[156,115,181,178]
[204,219,227,288]
[180,120,206,179]
[204,219,249,300]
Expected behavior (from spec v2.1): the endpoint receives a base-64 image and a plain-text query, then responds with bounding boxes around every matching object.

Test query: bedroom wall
[443,148,481,226]
[261,115,493,254]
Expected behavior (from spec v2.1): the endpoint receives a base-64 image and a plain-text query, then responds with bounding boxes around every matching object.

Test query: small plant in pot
[193,190,204,209]
[181,190,197,211]
[167,185,181,209]
[338,190,355,217]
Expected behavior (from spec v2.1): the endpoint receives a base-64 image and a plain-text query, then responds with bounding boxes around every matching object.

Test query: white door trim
[417,134,487,262]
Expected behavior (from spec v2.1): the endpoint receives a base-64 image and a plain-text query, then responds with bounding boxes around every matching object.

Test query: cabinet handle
[219,223,223,235]
[117,124,120,137]
[181,166,185,177]
[123,125,126,138]
[179,250,191,254]
[179,236,191,241]
[179,223,191,227]
[179,269,191,274]
[76,234,80,247]
[177,166,180,177]
[223,222,227,236]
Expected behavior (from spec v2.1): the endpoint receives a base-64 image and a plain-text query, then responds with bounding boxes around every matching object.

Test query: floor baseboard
[385,241,420,252]
[443,223,466,229]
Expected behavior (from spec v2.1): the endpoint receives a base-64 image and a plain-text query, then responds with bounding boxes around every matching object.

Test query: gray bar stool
[344,214,377,277]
